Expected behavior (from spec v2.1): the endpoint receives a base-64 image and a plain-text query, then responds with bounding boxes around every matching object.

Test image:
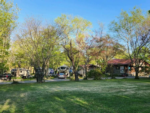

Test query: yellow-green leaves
[110,7,145,34]
[0,0,19,72]
[55,14,92,41]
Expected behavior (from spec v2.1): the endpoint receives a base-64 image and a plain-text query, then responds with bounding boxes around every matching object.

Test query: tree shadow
[0,80,150,112]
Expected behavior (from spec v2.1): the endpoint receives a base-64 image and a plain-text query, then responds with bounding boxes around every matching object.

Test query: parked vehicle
[58,73,66,79]
[69,68,73,73]
[50,68,54,74]
[46,68,55,76]
[57,65,70,77]
[11,69,17,76]
[11,68,30,78]
[0,73,12,81]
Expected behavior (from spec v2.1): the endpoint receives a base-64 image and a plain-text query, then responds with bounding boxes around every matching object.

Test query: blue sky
[14,0,150,31]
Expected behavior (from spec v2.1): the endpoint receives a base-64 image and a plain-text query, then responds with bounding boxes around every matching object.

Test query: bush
[111,74,118,77]
[87,69,102,80]
[70,76,75,81]
[31,73,35,75]
[70,73,74,76]
[12,77,22,79]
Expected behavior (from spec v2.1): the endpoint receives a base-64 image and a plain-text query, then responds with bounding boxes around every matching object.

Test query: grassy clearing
[5,76,56,82]
[0,79,150,113]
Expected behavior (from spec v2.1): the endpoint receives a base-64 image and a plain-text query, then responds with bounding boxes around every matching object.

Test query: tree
[62,40,81,81]
[8,40,31,76]
[16,18,62,82]
[93,34,124,77]
[148,10,150,14]
[48,46,70,73]
[0,0,18,74]
[76,34,94,79]
[55,14,92,81]
[87,23,124,75]
[110,7,150,79]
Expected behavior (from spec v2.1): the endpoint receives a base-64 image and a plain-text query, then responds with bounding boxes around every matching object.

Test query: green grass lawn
[0,79,150,113]
[10,76,56,82]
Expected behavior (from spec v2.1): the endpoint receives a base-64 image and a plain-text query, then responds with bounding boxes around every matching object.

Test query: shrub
[111,74,118,77]
[70,76,75,81]
[70,73,74,76]
[110,74,117,79]
[31,73,35,75]
[87,69,102,80]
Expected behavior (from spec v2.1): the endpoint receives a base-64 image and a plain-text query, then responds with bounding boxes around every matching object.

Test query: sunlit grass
[0,79,150,113]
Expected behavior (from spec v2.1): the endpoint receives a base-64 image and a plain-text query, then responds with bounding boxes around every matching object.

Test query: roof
[107,59,132,65]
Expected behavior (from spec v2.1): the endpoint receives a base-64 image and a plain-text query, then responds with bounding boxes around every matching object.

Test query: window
[61,67,66,69]
[128,66,132,71]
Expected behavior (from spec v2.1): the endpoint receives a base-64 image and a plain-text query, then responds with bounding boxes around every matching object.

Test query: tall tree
[76,34,94,79]
[55,14,92,81]
[9,40,30,70]
[16,18,61,82]
[0,0,18,74]
[110,7,150,79]
[92,33,124,75]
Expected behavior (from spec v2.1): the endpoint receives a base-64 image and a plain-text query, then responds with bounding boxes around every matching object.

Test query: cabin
[107,59,150,76]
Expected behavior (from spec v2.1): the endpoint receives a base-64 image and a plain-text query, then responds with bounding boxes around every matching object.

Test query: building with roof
[107,59,150,76]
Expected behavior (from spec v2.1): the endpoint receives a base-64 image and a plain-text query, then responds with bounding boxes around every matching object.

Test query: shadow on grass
[1,91,150,113]
[0,79,150,113]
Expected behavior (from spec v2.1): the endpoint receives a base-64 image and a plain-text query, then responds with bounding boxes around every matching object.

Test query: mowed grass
[0,79,150,113]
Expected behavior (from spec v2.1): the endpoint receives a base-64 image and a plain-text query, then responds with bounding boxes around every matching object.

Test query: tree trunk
[46,61,49,76]
[34,66,37,78]
[84,63,87,80]
[16,68,20,77]
[18,61,21,68]
[34,66,44,83]
[110,65,115,79]
[73,66,79,81]
[71,59,79,81]
[36,72,44,83]
[75,71,79,81]
[135,67,139,79]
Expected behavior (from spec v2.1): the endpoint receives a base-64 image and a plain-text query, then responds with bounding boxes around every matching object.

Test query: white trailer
[11,68,30,78]
[57,65,70,77]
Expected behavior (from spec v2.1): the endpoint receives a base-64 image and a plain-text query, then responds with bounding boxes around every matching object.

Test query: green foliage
[55,14,92,81]
[0,0,19,73]
[10,40,30,68]
[48,47,68,69]
[15,18,60,76]
[70,73,74,76]
[0,0,18,37]
[114,53,128,59]
[112,74,118,77]
[109,7,148,79]
[55,14,92,37]
[0,62,8,74]
[110,7,144,33]
[132,47,150,62]
[70,76,75,81]
[139,66,150,74]
[148,10,150,14]
[96,60,107,73]
[87,69,102,80]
